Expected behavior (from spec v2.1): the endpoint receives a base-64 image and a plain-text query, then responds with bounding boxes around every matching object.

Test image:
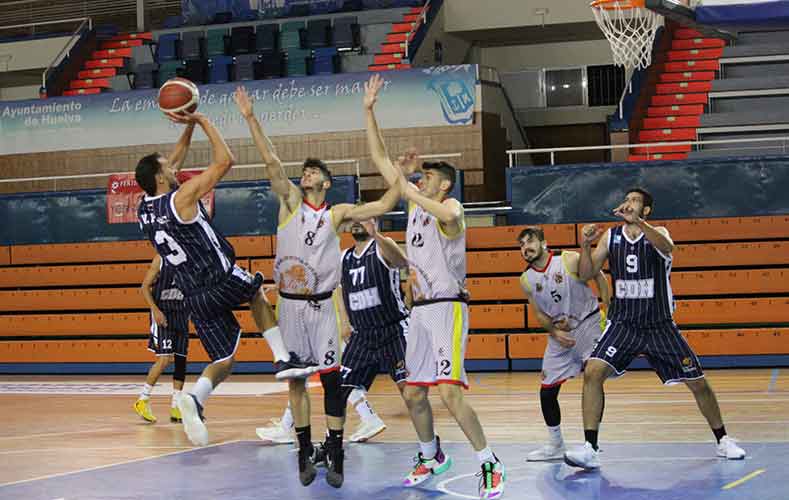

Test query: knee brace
[321,370,346,418]
[539,384,562,427]
[173,354,187,383]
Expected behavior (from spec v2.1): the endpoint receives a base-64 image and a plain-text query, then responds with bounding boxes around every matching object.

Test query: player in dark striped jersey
[564,187,746,469]
[135,109,313,447]
[134,255,189,424]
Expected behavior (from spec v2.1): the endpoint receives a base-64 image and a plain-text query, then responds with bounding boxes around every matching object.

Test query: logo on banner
[106,170,214,224]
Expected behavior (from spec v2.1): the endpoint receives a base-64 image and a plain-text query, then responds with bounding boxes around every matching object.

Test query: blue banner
[0,65,478,156]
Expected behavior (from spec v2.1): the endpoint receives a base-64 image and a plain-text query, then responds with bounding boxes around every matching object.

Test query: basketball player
[364,74,505,500]
[234,86,403,488]
[135,109,313,447]
[564,187,746,469]
[517,227,610,461]
[256,219,407,445]
[134,255,189,423]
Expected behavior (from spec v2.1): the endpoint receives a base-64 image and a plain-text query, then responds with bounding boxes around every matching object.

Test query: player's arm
[578,225,610,281]
[233,86,301,213]
[172,113,235,221]
[167,118,196,172]
[637,221,675,255]
[141,255,167,327]
[403,274,414,309]
[594,270,611,309]
[334,285,352,343]
[521,282,575,348]
[401,180,462,233]
[334,184,401,226]
[363,74,404,188]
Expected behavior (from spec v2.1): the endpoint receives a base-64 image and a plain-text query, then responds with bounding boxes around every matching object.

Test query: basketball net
[591,0,662,71]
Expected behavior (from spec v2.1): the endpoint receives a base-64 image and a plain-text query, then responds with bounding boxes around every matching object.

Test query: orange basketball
[158,77,200,114]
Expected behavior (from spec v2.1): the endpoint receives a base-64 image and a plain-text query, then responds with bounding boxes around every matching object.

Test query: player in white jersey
[234,87,402,489]
[517,227,610,462]
[363,74,505,500]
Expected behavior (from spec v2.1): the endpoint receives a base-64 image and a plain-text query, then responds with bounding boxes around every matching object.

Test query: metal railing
[32,17,91,93]
[506,135,789,167]
[404,0,430,60]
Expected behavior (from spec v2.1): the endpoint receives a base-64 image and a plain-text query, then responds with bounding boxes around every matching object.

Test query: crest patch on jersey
[536,283,543,292]
[613,235,622,244]
[554,273,564,284]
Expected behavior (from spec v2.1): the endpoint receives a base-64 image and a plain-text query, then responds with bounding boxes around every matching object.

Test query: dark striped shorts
[590,320,704,384]
[341,319,408,391]
[185,265,264,362]
[148,308,190,357]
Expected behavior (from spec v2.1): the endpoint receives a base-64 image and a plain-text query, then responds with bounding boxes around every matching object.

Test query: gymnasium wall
[443,0,597,32]
[0,35,73,72]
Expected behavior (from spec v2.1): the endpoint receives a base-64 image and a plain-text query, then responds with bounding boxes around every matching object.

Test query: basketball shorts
[185,265,264,362]
[148,308,190,357]
[589,320,705,384]
[341,319,409,391]
[277,293,342,374]
[406,300,469,389]
[541,310,602,387]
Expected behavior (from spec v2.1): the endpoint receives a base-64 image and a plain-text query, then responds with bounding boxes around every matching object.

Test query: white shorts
[277,294,342,374]
[406,301,469,389]
[541,311,603,387]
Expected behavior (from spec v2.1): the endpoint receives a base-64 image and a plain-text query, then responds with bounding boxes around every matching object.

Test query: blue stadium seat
[180,31,203,60]
[312,47,338,75]
[286,48,310,77]
[231,26,255,55]
[134,63,157,89]
[333,16,359,51]
[306,19,332,48]
[157,60,184,86]
[261,52,284,79]
[208,56,234,84]
[256,23,279,53]
[234,54,259,81]
[184,59,208,84]
[156,34,180,62]
[281,21,305,51]
[162,16,184,29]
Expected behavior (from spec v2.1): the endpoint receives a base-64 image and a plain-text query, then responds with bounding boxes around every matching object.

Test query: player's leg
[288,376,318,486]
[169,310,190,423]
[401,306,450,488]
[646,323,746,459]
[136,319,176,423]
[341,332,386,443]
[565,321,640,469]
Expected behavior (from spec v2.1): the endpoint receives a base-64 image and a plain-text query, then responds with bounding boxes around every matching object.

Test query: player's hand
[152,307,168,327]
[361,219,377,237]
[551,325,575,348]
[396,174,412,199]
[341,323,352,343]
[613,203,640,224]
[581,224,604,248]
[396,148,420,175]
[363,74,384,110]
[233,86,254,117]
[165,111,201,125]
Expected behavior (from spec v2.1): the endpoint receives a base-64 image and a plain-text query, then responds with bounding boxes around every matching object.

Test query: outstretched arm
[234,86,301,212]
[366,220,408,268]
[364,74,404,187]
[167,118,196,172]
[335,184,401,224]
[173,112,235,222]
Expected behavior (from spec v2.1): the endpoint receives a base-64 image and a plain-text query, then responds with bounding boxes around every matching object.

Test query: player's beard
[523,246,542,264]
[351,224,369,242]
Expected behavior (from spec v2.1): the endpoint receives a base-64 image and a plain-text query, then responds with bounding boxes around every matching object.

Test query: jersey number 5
[155,230,187,266]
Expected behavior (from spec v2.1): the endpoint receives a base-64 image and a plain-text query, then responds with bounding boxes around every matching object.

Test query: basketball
[158,77,200,114]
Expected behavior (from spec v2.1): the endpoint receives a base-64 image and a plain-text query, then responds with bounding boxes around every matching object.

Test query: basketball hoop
[591,0,662,70]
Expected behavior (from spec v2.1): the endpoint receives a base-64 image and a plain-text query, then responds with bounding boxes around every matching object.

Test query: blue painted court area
[0,441,783,500]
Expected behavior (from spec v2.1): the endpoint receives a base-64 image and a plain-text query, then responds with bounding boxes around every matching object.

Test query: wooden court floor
[0,368,786,487]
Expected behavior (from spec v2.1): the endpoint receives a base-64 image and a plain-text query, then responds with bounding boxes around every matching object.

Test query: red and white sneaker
[478,459,505,499]
[403,437,453,487]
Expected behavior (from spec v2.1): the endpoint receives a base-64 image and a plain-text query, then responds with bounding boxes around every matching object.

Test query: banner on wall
[0,66,478,156]
[107,171,214,224]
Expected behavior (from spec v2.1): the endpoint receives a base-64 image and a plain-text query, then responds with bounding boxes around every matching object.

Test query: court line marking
[0,439,244,489]
[0,446,195,455]
[722,468,766,490]
[768,369,779,393]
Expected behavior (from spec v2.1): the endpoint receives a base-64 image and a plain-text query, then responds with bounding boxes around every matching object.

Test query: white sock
[419,437,438,459]
[354,397,377,422]
[476,446,495,465]
[281,403,294,429]
[263,326,290,363]
[192,377,213,406]
[139,383,153,401]
[548,425,564,446]
[171,390,181,408]
[348,387,365,406]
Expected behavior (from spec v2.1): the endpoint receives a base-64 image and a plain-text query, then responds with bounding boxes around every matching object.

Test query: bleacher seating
[133,63,157,89]
[180,30,203,60]
[306,18,332,48]
[205,28,228,56]
[234,54,259,80]
[1,215,788,372]
[208,55,234,83]
[184,58,208,84]
[231,26,256,54]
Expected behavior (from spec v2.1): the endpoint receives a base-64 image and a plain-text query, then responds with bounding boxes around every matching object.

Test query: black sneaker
[298,444,317,486]
[312,442,327,468]
[325,443,344,488]
[274,352,320,380]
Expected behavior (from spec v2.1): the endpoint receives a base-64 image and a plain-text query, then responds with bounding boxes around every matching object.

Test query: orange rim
[590,0,646,9]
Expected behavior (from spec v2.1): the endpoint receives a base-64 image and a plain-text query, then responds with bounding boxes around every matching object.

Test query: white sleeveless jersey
[406,201,466,301]
[520,251,598,329]
[274,202,341,295]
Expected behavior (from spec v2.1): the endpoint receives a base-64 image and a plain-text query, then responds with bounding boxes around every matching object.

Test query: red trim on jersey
[318,366,340,375]
[406,381,437,387]
[303,198,327,211]
[540,378,567,389]
[436,379,469,390]
[529,252,553,273]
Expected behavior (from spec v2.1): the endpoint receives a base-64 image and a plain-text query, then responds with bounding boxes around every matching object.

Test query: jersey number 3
[155,230,187,266]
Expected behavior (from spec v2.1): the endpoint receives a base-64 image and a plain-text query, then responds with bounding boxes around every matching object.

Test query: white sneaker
[255,418,295,444]
[716,436,746,460]
[526,442,566,461]
[349,416,386,443]
[564,442,600,469]
[178,394,208,446]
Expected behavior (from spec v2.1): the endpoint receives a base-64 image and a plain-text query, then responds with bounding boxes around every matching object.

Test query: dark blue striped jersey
[341,240,408,331]
[138,190,235,294]
[153,259,185,312]
[607,225,675,325]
